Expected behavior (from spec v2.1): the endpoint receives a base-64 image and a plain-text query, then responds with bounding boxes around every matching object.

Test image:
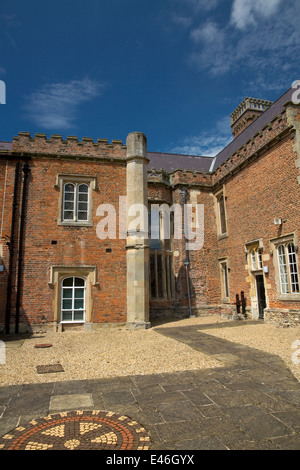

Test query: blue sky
[0,0,299,156]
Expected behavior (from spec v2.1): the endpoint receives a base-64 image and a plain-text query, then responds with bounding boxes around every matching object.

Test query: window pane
[222,263,229,298]
[278,245,289,294]
[62,311,72,321]
[78,193,88,202]
[251,250,256,270]
[78,202,88,211]
[258,249,263,269]
[288,243,299,293]
[78,211,88,221]
[75,278,85,286]
[74,311,84,321]
[65,183,75,192]
[62,299,72,310]
[74,299,84,309]
[64,201,74,210]
[219,196,227,234]
[62,288,72,299]
[63,278,73,287]
[74,288,84,298]
[78,184,89,193]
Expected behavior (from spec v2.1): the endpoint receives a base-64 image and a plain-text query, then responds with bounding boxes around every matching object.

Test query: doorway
[255,275,266,320]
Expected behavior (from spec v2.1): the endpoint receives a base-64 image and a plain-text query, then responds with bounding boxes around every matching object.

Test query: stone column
[126,132,151,329]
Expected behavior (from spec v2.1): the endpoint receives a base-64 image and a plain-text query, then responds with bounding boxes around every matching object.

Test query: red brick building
[0,87,300,333]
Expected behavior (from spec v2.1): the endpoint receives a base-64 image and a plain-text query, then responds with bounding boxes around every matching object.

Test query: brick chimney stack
[230,97,273,138]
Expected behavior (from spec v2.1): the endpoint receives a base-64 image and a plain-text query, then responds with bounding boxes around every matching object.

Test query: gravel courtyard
[1,315,299,386]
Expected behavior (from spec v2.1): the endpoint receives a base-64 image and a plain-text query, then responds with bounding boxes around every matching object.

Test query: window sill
[278,294,300,301]
[58,221,93,227]
[218,233,228,241]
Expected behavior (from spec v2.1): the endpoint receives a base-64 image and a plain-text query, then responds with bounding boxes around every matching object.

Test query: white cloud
[188,0,299,79]
[231,0,282,29]
[170,116,233,157]
[24,78,104,129]
[190,21,224,44]
[186,0,220,12]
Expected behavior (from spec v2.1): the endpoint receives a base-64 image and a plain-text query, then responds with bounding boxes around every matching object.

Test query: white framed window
[61,276,86,323]
[63,182,89,222]
[277,243,299,294]
[55,174,97,226]
[251,250,257,270]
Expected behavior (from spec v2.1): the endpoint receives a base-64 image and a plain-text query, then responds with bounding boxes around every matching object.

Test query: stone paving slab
[0,323,299,450]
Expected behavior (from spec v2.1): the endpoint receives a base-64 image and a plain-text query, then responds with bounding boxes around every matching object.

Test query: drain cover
[36,364,64,374]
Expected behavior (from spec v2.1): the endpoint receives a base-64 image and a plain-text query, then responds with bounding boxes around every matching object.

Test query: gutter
[15,162,30,334]
[5,162,19,334]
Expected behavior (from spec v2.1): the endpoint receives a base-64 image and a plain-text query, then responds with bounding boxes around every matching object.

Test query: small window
[251,250,257,270]
[220,260,229,300]
[61,277,85,322]
[257,248,263,269]
[218,195,227,235]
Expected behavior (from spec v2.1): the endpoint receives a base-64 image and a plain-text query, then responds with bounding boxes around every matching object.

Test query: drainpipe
[5,162,20,335]
[15,162,30,334]
[180,187,193,318]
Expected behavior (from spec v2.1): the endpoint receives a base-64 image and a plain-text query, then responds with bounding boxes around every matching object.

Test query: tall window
[61,277,86,322]
[149,206,174,300]
[219,260,229,300]
[218,194,227,235]
[277,243,299,294]
[63,183,89,222]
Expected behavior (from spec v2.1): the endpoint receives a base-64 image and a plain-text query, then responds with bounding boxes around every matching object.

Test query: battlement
[12,132,127,160]
[230,97,273,125]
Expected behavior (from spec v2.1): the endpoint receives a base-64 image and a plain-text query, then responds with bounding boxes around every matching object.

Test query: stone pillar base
[126,321,151,330]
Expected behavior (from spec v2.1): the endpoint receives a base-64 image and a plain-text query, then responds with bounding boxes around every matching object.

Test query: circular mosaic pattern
[0,410,151,450]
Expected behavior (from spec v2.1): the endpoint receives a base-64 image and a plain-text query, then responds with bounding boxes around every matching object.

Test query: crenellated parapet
[12,132,127,161]
[171,168,213,189]
[213,108,292,186]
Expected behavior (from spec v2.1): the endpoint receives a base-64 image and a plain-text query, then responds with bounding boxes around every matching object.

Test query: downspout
[5,162,19,335]
[180,187,193,317]
[15,162,30,334]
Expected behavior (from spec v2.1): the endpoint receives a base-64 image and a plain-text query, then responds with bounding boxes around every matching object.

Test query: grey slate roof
[0,142,12,151]
[147,152,213,173]
[212,87,293,171]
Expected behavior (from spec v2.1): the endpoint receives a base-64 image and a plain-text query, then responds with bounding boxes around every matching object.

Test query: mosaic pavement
[0,410,151,450]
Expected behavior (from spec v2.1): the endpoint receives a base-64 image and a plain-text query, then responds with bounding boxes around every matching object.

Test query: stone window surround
[270,232,300,301]
[48,265,98,325]
[218,257,230,303]
[55,174,97,227]
[214,185,228,239]
[245,239,264,273]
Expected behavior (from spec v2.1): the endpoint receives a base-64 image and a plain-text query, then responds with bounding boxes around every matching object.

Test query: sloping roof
[212,87,293,171]
[147,152,213,173]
